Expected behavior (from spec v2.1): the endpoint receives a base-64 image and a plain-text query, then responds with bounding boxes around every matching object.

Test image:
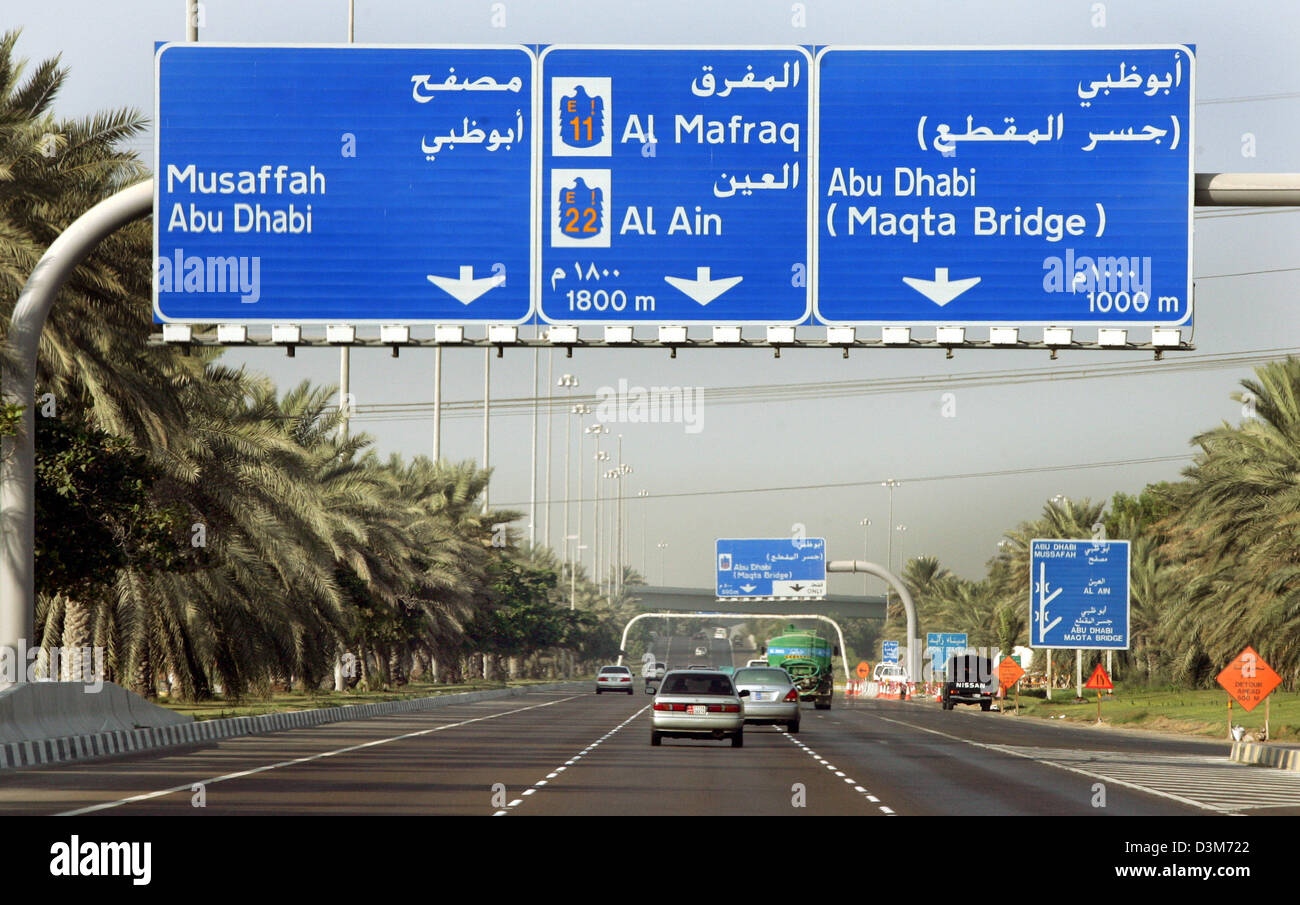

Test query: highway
[3,668,1296,816]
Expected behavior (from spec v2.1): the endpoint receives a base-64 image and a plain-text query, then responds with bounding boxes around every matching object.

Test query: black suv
[942,655,997,711]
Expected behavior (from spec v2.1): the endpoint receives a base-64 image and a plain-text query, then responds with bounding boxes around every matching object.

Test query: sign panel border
[812,44,1194,329]
[152,41,540,325]
[536,44,815,326]
[1028,536,1131,650]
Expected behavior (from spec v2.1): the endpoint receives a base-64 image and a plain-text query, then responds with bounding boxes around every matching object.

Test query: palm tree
[1158,359,1300,688]
[1,30,199,449]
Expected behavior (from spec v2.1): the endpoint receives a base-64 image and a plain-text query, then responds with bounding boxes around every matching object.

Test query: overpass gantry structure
[616,612,854,687]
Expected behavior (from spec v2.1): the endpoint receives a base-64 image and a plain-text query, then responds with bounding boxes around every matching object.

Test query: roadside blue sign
[816,47,1193,326]
[539,47,812,324]
[716,538,826,598]
[1029,539,1130,649]
[926,632,969,672]
[154,44,535,323]
[882,640,899,663]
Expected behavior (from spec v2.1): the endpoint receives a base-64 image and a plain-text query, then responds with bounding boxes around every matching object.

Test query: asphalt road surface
[3,686,1296,816]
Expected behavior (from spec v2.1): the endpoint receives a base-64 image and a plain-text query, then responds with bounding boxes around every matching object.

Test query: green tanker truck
[764,625,835,710]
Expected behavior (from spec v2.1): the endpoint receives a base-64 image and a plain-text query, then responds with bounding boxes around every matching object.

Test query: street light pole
[544,351,553,548]
[881,479,901,628]
[557,374,578,569]
[658,542,669,585]
[482,347,490,514]
[638,490,649,577]
[859,517,871,595]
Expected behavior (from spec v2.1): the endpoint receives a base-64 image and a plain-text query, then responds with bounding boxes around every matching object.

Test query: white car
[694,646,708,657]
[650,670,749,747]
[596,664,635,694]
[872,662,910,685]
[713,628,728,640]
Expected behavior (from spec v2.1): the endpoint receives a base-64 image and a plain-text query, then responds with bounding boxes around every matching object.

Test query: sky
[9,0,1300,593]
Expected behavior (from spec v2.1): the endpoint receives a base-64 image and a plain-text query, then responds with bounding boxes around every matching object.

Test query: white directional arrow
[664,267,743,306]
[427,265,505,305]
[1035,561,1064,643]
[739,583,758,593]
[902,267,981,306]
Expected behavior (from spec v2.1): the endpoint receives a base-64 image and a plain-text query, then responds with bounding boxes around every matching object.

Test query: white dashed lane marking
[494,705,649,815]
[778,729,897,816]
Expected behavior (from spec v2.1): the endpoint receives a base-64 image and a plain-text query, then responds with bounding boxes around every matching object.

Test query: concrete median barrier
[0,680,588,771]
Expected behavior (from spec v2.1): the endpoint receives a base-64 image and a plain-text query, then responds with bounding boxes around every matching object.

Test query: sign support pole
[1075,649,1082,699]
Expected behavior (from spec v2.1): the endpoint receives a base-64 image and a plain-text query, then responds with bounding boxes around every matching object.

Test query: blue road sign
[1029,539,1130,649]
[926,631,969,672]
[882,640,900,663]
[816,47,1193,326]
[154,44,535,323]
[539,47,812,324]
[716,538,825,598]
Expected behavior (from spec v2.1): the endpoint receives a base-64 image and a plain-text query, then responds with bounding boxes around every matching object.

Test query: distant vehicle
[654,661,667,679]
[764,625,836,710]
[714,628,728,640]
[717,665,735,676]
[745,658,769,668]
[732,666,800,733]
[694,646,708,657]
[596,664,634,695]
[873,662,909,686]
[942,655,996,711]
[650,670,749,747]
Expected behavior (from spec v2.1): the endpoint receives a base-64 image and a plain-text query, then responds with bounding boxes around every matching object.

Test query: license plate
[688,705,707,715]
[752,693,766,701]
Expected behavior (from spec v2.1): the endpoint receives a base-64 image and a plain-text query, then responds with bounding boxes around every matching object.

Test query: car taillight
[654,702,688,711]
[784,688,799,702]
[707,704,741,713]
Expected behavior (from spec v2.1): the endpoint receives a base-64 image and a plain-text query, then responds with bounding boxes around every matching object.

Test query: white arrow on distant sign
[1036,561,1064,643]
[739,583,757,593]
[902,267,981,306]
[427,265,505,305]
[664,267,743,306]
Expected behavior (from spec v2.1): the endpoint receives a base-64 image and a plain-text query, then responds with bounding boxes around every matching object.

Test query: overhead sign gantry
[153,43,1194,343]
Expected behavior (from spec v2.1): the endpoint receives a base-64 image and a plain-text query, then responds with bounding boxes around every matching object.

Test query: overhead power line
[342,345,1300,424]
[491,453,1196,510]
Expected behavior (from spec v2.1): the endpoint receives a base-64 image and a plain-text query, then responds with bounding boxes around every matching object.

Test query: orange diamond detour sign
[1217,646,1282,712]
[997,656,1025,690]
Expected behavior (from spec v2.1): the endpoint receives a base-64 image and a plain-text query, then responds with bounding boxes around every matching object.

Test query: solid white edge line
[56,694,585,816]
[866,711,1233,815]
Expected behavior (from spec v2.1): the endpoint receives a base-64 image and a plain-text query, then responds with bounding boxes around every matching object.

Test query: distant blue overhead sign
[154,44,534,323]
[816,47,1194,326]
[882,640,899,663]
[539,47,812,324]
[926,632,969,671]
[716,538,826,598]
[1029,539,1130,649]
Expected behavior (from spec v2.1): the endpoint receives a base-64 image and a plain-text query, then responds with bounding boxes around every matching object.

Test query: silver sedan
[731,666,801,733]
[650,670,749,747]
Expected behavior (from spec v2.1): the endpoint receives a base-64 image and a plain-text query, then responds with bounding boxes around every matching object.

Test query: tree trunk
[60,597,92,682]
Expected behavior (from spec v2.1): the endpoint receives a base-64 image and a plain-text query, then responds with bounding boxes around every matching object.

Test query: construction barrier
[875,680,912,701]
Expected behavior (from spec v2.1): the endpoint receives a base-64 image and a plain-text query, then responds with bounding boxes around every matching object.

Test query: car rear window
[600,666,629,674]
[661,674,735,696]
[733,668,791,685]
[947,657,994,682]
